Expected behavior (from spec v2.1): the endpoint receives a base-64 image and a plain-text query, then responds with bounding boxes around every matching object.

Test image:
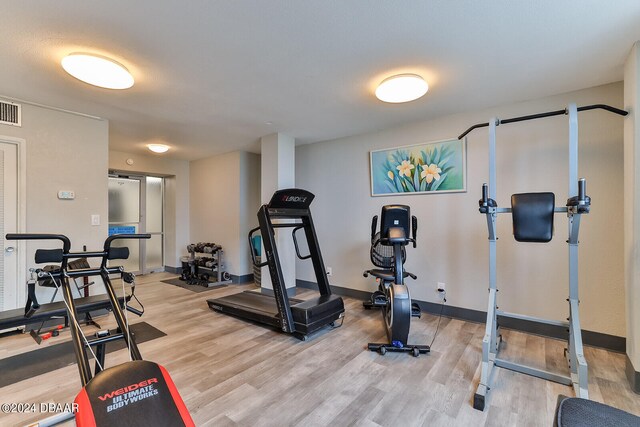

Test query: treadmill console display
[268,188,315,210]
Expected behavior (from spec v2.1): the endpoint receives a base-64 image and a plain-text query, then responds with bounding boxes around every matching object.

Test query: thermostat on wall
[58,190,75,200]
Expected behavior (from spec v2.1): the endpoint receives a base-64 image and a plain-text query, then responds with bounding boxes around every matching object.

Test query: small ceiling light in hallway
[147,144,170,153]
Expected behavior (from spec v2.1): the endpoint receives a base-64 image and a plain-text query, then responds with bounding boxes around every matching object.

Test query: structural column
[624,41,640,393]
[260,133,296,290]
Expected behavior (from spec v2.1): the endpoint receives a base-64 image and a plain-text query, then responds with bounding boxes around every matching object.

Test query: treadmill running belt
[207,291,303,327]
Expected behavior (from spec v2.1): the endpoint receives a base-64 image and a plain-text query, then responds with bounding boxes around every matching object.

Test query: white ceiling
[1,1,639,160]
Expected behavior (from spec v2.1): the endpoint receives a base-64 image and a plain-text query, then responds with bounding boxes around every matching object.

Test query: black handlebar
[6,233,71,253]
[458,103,628,139]
[6,233,151,269]
[103,234,150,251]
[371,215,378,241]
[292,226,312,260]
[411,216,417,248]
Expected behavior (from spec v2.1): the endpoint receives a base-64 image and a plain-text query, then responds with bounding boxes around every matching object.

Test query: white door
[0,140,19,310]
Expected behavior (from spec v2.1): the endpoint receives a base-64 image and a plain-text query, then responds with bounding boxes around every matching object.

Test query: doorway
[108,174,164,274]
[0,136,25,311]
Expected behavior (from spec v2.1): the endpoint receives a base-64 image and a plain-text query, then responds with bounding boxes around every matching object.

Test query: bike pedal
[411,304,421,318]
[372,298,387,307]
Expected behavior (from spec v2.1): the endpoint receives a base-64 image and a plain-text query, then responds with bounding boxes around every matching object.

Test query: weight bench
[0,294,131,331]
[29,258,99,343]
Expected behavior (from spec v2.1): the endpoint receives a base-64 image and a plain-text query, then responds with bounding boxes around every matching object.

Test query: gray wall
[190,151,261,276]
[1,102,109,300]
[296,82,625,337]
[239,151,262,275]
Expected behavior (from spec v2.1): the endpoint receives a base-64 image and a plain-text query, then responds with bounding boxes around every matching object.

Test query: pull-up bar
[458,104,628,139]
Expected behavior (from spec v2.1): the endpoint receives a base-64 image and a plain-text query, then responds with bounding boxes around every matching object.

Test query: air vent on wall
[0,100,21,127]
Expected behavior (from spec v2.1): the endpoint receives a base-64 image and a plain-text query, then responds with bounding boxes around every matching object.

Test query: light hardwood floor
[1,272,638,426]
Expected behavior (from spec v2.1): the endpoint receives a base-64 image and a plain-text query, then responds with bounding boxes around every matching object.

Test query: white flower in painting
[387,170,394,180]
[421,163,442,184]
[396,160,414,177]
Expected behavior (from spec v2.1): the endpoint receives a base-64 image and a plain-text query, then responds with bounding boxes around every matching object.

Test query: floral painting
[370,138,466,196]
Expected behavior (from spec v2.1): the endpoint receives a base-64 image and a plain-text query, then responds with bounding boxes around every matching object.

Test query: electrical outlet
[437,282,446,292]
[326,267,332,276]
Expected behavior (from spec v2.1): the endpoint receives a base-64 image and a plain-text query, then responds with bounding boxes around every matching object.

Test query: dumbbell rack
[180,242,232,287]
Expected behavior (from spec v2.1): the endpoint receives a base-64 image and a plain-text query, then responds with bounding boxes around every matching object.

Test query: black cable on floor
[429,291,446,349]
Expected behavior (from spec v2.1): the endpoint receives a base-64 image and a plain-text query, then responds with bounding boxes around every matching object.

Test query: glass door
[144,176,164,273]
[108,175,164,274]
[108,176,142,273]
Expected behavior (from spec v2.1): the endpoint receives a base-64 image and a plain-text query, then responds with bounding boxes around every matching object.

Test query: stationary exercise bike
[363,205,429,356]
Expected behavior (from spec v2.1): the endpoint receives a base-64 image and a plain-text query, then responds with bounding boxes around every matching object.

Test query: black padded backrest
[380,205,410,244]
[511,192,555,243]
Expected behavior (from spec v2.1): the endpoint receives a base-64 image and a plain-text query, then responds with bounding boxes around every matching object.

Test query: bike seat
[364,269,414,282]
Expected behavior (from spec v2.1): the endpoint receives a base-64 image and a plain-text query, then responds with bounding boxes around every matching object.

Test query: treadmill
[207,188,345,340]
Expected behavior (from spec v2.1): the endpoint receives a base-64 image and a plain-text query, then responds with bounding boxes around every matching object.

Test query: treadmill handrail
[292,226,312,260]
[248,227,268,267]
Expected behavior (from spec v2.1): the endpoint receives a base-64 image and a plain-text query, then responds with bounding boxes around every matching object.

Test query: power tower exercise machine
[207,189,345,340]
[363,205,429,356]
[6,233,194,427]
[459,103,628,411]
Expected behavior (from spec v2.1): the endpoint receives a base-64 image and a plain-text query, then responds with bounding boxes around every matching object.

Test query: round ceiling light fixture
[375,73,428,103]
[147,144,170,154]
[61,53,134,89]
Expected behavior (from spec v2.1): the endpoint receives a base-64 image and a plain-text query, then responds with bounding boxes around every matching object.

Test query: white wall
[109,150,190,269]
[296,82,625,337]
[624,42,640,370]
[190,151,260,277]
[1,102,109,301]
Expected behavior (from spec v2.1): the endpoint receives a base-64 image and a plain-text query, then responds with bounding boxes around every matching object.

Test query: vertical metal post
[487,118,499,355]
[568,103,578,197]
[100,269,142,361]
[488,118,497,200]
[566,103,589,398]
[61,276,92,386]
[475,118,500,411]
[302,211,332,296]
[258,206,295,332]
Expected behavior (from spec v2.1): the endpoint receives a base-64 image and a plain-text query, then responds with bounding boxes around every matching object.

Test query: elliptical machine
[363,205,429,356]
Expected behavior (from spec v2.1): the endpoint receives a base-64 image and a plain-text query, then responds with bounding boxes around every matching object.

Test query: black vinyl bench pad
[0,294,130,330]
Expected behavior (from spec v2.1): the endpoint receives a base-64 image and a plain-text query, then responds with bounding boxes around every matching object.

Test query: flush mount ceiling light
[61,53,134,89]
[147,144,170,153]
[375,73,428,103]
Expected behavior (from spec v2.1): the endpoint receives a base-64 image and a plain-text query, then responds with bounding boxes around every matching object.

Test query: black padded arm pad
[511,192,555,243]
[108,247,130,260]
[35,249,64,264]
